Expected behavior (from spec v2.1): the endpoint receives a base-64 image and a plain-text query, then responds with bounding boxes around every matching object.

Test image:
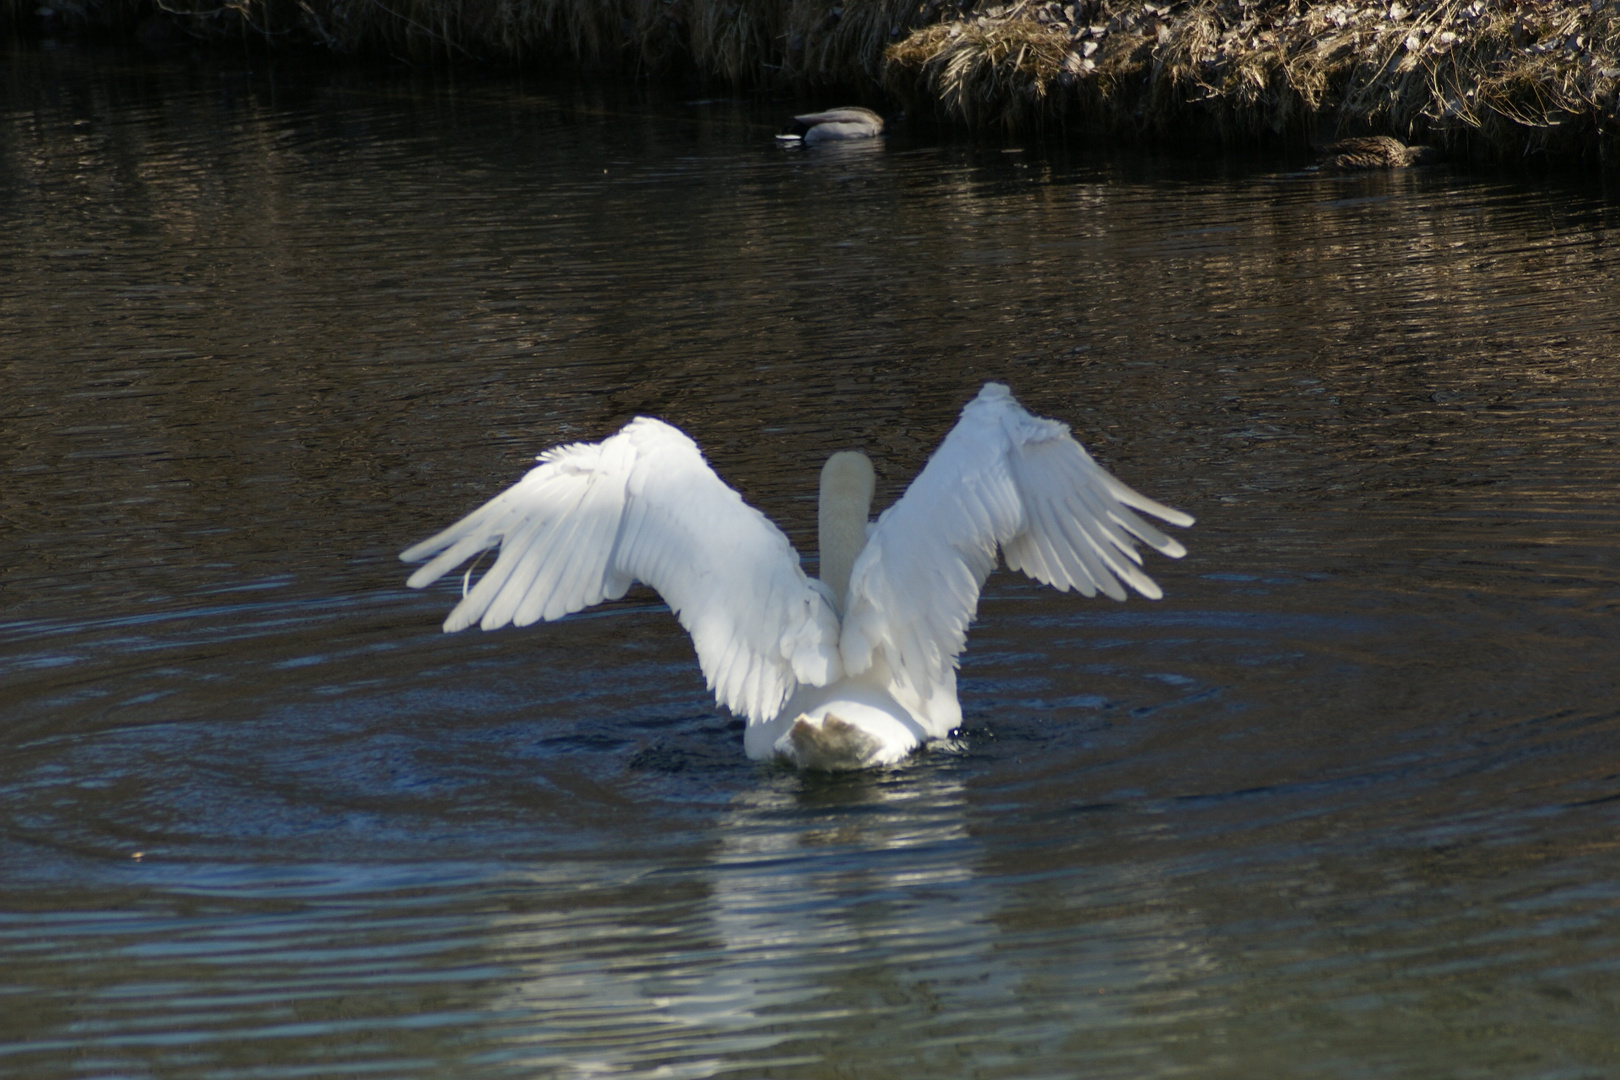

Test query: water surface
[3,46,1620,1079]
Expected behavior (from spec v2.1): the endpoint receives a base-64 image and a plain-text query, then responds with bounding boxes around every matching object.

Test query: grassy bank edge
[11,0,1619,166]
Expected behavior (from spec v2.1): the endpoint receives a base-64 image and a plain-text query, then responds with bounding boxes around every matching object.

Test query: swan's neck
[818,450,874,614]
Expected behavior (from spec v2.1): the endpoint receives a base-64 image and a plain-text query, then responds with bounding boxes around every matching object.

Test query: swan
[400,383,1192,771]
[775,106,885,145]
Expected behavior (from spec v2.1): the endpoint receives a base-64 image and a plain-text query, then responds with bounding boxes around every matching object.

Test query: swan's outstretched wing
[839,383,1193,732]
[400,418,842,724]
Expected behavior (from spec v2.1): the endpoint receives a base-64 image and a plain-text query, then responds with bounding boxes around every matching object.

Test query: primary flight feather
[401,382,1192,770]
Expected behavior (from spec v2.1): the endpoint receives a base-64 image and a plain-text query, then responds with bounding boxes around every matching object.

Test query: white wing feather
[840,383,1192,736]
[400,417,842,724]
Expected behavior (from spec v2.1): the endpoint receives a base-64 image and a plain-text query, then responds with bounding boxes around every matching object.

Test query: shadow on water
[2,43,1620,1080]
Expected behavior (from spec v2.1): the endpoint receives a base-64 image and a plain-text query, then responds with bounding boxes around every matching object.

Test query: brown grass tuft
[887,12,1072,130]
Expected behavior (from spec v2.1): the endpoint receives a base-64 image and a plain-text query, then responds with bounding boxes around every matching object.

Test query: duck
[1312,136,1445,172]
[775,106,885,145]
[400,383,1192,770]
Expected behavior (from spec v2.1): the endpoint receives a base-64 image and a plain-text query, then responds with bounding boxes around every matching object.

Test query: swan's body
[401,383,1192,770]
[776,107,885,145]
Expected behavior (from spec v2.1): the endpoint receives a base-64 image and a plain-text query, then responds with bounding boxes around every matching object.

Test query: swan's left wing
[839,383,1192,733]
[400,417,842,724]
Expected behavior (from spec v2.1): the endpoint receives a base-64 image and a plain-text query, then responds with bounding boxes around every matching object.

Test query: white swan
[400,383,1192,771]
[775,106,885,145]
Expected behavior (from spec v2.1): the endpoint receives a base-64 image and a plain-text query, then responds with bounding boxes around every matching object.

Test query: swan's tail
[773,712,913,771]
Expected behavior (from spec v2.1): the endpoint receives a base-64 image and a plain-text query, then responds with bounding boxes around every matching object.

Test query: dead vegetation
[11,0,1619,164]
[885,0,1620,162]
[23,0,940,81]
[886,16,1073,129]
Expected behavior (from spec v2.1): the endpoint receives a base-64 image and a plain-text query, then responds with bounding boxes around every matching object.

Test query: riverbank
[11,0,1618,165]
[886,0,1620,165]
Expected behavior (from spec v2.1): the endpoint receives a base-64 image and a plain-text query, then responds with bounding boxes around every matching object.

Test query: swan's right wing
[400,418,842,724]
[839,383,1192,734]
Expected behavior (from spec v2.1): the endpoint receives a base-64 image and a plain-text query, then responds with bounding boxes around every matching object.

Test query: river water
[3,45,1619,1079]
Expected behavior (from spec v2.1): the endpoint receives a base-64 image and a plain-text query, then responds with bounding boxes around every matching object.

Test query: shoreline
[886,0,1619,166]
[11,0,1618,166]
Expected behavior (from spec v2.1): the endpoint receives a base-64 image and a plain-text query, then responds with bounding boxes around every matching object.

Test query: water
[3,46,1620,1079]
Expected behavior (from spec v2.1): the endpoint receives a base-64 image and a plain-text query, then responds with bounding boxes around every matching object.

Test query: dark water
[4,46,1620,1079]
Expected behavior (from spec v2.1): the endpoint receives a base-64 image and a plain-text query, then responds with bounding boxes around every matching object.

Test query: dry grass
[885,0,1620,162]
[282,0,924,80]
[8,0,937,80]
[887,14,1073,130]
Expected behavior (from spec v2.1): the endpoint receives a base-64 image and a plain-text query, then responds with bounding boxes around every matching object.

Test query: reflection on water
[492,771,982,1077]
[3,45,1620,1080]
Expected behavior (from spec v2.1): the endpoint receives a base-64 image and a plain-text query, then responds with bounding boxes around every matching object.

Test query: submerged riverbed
[2,47,1619,1079]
